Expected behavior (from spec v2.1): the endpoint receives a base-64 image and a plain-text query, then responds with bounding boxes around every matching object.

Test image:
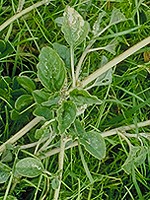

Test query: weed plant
[0,0,150,199]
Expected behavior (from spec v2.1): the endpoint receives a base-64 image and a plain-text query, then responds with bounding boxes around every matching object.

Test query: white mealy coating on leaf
[64,6,85,40]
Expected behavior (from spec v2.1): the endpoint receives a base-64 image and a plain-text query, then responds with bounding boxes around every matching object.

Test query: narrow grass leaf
[0,40,13,59]
[0,40,6,52]
[0,196,17,200]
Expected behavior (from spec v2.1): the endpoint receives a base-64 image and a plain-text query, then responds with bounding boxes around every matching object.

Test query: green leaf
[15,94,33,111]
[1,149,13,162]
[109,8,126,26]
[70,119,85,137]
[80,131,106,160]
[17,76,36,93]
[0,40,13,59]
[34,126,50,140]
[51,178,59,189]
[15,157,44,178]
[0,162,11,183]
[61,6,89,47]
[10,109,20,120]
[57,101,76,133]
[33,105,52,120]
[55,16,64,27]
[0,40,6,52]
[92,11,106,35]
[70,88,102,106]
[41,92,60,107]
[32,89,50,104]
[37,47,66,92]
[53,42,71,68]
[104,39,118,55]
[93,56,112,87]
[0,40,14,58]
[122,145,147,174]
[0,196,17,200]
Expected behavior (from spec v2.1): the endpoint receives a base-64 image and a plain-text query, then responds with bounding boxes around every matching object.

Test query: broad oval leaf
[37,47,66,92]
[70,88,102,106]
[80,131,106,160]
[32,89,50,104]
[17,76,36,93]
[61,6,89,47]
[57,100,76,133]
[15,94,33,111]
[0,162,11,183]
[42,92,60,107]
[53,43,71,68]
[33,105,52,120]
[15,157,44,178]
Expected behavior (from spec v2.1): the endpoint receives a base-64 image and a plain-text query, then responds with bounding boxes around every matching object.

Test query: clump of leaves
[0,4,150,200]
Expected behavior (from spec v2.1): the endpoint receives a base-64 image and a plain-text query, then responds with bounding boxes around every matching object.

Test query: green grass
[0,0,150,199]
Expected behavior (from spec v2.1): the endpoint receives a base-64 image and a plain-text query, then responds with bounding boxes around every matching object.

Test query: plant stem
[75,47,89,82]
[3,150,19,200]
[78,142,94,183]
[1,117,150,156]
[101,119,150,137]
[0,116,42,153]
[75,26,110,81]
[53,134,67,200]
[70,45,76,87]
[0,0,52,31]
[40,119,150,159]
[3,172,14,200]
[87,47,105,53]
[17,0,25,12]
[81,36,150,88]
